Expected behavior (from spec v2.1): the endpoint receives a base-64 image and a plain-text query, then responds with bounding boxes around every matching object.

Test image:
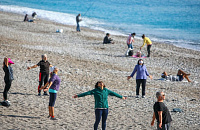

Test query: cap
[8,58,14,64]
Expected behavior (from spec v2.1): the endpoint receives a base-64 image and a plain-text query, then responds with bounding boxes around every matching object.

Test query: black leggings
[136,79,146,96]
[3,80,12,100]
[49,93,57,107]
[38,72,49,93]
[147,45,152,57]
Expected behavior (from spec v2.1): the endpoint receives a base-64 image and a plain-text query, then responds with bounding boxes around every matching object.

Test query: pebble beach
[0,11,200,130]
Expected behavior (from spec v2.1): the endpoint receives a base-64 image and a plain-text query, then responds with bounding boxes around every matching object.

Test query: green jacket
[78,87,123,108]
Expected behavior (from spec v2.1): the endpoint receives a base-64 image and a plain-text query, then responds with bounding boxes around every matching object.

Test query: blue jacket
[130,65,149,79]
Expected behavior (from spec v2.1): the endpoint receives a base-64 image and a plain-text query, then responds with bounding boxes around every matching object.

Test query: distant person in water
[24,14,34,22]
[76,13,82,32]
[140,34,152,57]
[161,69,191,82]
[103,33,114,44]
[73,81,127,130]
[32,12,37,20]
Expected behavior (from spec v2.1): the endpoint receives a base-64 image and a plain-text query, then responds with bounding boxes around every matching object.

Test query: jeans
[147,45,152,57]
[127,44,133,49]
[157,122,171,130]
[136,79,146,96]
[94,109,108,130]
[76,22,80,32]
[3,80,12,100]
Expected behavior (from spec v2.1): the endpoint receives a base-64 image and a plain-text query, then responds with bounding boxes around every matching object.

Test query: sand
[0,11,199,130]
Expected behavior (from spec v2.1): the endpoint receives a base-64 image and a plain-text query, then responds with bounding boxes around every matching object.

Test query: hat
[8,58,14,64]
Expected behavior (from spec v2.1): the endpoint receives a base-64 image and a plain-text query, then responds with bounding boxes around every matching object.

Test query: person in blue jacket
[127,59,152,98]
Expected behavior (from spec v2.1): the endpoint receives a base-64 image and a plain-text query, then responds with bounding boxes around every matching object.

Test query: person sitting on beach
[24,14,34,22]
[103,33,114,44]
[32,12,37,19]
[161,69,191,82]
[136,50,142,57]
[73,81,127,130]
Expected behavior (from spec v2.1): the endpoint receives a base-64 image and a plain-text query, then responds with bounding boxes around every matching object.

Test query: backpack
[1,101,10,107]
[128,50,133,56]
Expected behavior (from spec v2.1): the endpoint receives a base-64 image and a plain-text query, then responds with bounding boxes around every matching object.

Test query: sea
[0,0,200,51]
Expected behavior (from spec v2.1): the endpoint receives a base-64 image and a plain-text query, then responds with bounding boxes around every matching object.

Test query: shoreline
[0,11,199,130]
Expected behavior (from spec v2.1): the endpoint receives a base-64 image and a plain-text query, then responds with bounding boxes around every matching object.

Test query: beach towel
[132,55,147,58]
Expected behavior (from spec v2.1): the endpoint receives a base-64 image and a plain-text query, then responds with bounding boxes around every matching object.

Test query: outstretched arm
[73,90,94,98]
[108,89,127,99]
[27,64,38,70]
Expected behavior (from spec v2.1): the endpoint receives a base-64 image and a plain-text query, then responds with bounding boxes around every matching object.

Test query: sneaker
[142,95,145,98]
[47,115,51,118]
[43,92,49,96]
[51,117,57,120]
[38,93,41,96]
[136,95,139,98]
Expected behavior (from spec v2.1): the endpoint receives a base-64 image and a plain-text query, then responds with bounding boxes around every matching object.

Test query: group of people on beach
[2,51,192,130]
[24,12,37,22]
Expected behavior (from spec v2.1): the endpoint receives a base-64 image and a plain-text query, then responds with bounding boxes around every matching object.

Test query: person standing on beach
[140,34,152,57]
[2,57,14,103]
[76,13,82,32]
[151,91,172,130]
[127,59,152,98]
[27,54,53,96]
[73,81,127,130]
[126,33,135,56]
[40,67,60,120]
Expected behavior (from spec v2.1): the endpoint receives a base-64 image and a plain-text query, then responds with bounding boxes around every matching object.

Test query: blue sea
[0,0,200,51]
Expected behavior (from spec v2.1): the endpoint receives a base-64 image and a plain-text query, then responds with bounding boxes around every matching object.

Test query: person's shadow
[0,114,40,119]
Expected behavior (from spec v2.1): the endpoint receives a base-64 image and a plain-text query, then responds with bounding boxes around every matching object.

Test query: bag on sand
[0,101,10,107]
[128,50,133,56]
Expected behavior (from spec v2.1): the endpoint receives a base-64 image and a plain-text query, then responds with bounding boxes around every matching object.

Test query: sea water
[0,0,200,51]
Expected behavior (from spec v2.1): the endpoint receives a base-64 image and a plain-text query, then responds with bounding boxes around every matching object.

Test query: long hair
[95,81,106,88]
[137,59,144,66]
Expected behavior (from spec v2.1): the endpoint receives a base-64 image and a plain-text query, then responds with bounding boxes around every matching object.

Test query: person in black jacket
[76,14,82,32]
[103,33,114,44]
[2,57,14,103]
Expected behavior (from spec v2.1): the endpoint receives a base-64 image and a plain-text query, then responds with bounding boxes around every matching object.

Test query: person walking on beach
[73,81,127,130]
[103,33,114,44]
[151,91,172,130]
[40,67,60,120]
[127,59,152,98]
[27,54,53,96]
[2,57,14,104]
[126,33,135,56]
[140,34,152,57]
[76,13,82,32]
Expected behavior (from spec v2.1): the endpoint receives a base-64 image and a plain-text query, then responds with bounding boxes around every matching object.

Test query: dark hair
[142,34,145,38]
[131,33,136,36]
[106,33,110,36]
[137,59,144,66]
[95,81,106,88]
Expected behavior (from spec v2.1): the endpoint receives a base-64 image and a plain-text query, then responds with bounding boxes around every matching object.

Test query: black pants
[136,79,146,96]
[38,72,49,93]
[3,80,12,100]
[147,45,152,57]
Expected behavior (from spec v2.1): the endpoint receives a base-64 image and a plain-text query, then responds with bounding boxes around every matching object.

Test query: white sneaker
[136,95,139,98]
[142,95,145,98]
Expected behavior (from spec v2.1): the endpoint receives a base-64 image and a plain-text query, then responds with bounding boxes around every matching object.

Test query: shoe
[47,115,51,118]
[38,93,41,96]
[43,92,49,96]
[142,95,145,98]
[5,100,10,103]
[136,95,139,98]
[51,117,57,120]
